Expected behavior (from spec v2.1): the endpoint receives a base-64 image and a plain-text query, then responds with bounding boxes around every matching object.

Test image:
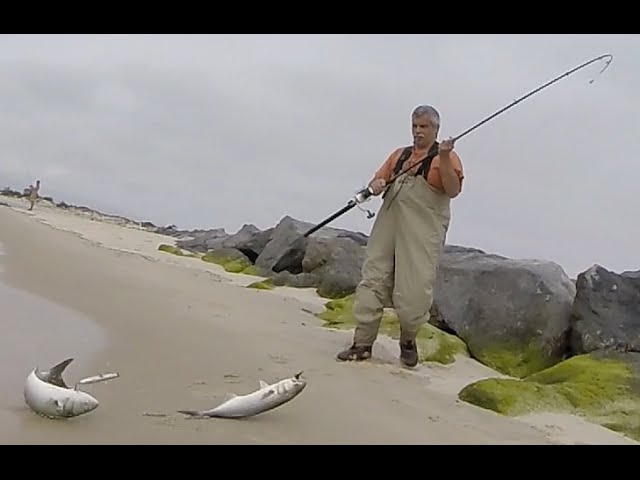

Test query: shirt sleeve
[373,148,402,183]
[452,152,464,182]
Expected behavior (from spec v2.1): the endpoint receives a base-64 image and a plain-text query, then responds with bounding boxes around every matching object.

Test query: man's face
[412,114,437,149]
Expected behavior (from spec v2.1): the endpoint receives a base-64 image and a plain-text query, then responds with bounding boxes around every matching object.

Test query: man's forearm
[438,154,461,198]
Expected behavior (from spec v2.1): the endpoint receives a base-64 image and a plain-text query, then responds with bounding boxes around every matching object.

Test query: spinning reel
[352,186,376,219]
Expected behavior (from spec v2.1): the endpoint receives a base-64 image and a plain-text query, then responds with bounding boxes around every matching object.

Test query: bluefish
[178,371,307,419]
[23,357,119,419]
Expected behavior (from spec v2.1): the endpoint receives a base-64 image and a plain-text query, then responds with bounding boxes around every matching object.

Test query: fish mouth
[294,371,303,380]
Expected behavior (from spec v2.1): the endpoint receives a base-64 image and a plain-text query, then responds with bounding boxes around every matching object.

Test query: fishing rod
[302,53,614,239]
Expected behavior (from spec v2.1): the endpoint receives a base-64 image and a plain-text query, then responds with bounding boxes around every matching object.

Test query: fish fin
[223,393,238,402]
[261,389,276,400]
[259,380,269,389]
[48,358,74,388]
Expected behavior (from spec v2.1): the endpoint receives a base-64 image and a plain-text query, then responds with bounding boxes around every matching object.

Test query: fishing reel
[352,186,375,219]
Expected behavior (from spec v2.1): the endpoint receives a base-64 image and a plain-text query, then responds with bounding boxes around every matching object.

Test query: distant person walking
[336,105,465,368]
[27,179,40,211]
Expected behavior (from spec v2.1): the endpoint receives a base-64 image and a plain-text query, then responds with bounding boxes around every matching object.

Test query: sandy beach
[0,195,636,445]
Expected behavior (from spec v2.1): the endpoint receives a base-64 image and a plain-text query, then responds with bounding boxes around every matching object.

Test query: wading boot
[336,344,372,362]
[400,340,418,367]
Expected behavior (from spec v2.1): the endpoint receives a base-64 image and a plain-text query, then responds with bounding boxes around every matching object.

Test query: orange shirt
[373,145,464,193]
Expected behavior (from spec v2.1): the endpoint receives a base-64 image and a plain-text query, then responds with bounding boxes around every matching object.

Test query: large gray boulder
[175,228,229,253]
[569,264,640,354]
[255,215,368,274]
[431,249,577,378]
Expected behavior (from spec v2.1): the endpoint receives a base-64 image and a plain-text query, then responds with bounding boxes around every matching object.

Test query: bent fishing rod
[303,53,614,238]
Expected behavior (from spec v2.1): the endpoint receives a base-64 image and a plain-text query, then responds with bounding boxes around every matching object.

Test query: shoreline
[0,243,109,440]
[1,194,329,309]
[0,194,636,445]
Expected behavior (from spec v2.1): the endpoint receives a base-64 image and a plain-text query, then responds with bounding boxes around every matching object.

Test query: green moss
[472,341,555,379]
[201,252,256,274]
[316,294,369,325]
[224,259,251,273]
[246,279,276,290]
[158,244,184,255]
[458,353,640,441]
[157,243,197,258]
[316,294,468,365]
[458,377,573,416]
[241,265,261,277]
[415,321,470,365]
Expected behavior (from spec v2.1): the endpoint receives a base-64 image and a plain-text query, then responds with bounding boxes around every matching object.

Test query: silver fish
[178,371,307,419]
[23,358,119,419]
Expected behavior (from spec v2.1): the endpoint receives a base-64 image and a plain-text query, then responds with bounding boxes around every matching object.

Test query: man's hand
[368,178,386,195]
[438,137,455,156]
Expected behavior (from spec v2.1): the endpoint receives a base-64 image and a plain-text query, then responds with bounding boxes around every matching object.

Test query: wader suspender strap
[392,141,440,178]
[384,141,440,209]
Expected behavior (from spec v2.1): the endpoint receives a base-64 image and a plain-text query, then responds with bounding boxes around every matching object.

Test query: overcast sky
[0,34,637,278]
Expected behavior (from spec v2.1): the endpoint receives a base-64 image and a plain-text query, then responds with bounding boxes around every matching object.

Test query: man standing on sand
[27,179,40,211]
[336,105,465,368]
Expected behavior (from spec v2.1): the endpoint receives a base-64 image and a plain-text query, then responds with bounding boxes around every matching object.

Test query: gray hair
[412,105,440,130]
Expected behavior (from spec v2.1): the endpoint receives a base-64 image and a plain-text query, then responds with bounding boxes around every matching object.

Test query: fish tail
[177,409,204,418]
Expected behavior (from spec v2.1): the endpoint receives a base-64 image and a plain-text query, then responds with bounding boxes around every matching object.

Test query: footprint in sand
[187,372,243,391]
[269,354,289,365]
[187,380,206,388]
[185,380,218,400]
[223,373,241,384]
[389,369,411,379]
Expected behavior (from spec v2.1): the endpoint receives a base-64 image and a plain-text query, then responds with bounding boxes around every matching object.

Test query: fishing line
[271,53,615,273]
[377,53,614,212]
[310,54,614,234]
[392,53,614,184]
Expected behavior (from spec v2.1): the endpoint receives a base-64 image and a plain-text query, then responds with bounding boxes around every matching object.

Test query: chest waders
[351,143,452,348]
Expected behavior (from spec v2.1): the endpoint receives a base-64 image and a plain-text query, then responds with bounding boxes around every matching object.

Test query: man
[336,105,464,368]
[27,179,40,211]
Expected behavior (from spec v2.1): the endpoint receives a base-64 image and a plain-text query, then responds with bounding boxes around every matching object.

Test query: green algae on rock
[241,265,261,276]
[157,243,198,258]
[246,279,276,290]
[469,340,558,380]
[316,294,469,365]
[458,350,640,441]
[201,249,260,276]
[202,255,250,273]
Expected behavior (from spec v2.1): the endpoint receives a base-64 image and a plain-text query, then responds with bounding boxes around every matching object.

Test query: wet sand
[0,281,107,438]
[0,197,636,445]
